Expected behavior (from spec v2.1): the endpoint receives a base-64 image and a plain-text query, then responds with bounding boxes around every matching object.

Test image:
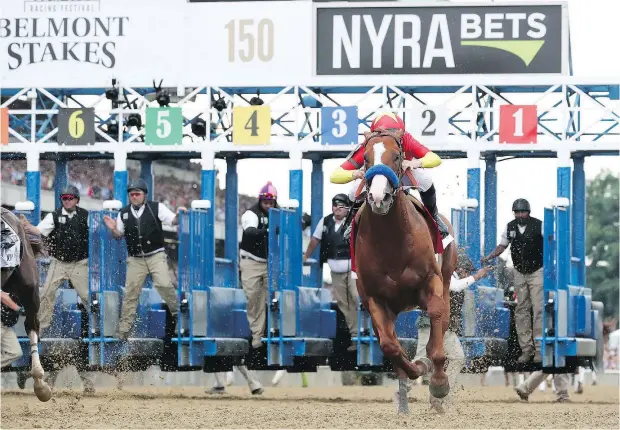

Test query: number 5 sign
[145,107,183,145]
[321,106,358,145]
[499,105,538,144]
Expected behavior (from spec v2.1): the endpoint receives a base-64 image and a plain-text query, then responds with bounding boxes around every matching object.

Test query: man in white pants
[401,250,491,413]
[1,291,24,369]
[208,366,263,395]
[515,372,570,402]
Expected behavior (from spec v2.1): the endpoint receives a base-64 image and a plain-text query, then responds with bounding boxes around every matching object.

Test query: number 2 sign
[407,106,448,142]
[499,105,538,144]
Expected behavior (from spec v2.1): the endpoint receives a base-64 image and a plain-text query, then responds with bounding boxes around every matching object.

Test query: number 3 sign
[499,105,538,144]
[321,106,358,145]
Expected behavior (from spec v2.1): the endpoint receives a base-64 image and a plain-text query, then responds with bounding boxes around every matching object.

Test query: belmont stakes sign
[0,0,569,88]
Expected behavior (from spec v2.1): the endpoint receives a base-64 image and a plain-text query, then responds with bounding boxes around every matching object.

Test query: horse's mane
[363,128,403,148]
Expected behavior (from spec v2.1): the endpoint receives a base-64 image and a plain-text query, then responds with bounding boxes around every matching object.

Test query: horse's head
[362,129,404,215]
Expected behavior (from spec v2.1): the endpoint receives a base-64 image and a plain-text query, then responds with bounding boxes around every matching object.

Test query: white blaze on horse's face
[368,142,391,212]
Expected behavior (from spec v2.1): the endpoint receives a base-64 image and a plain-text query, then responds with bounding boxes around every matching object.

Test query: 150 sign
[226,18,274,63]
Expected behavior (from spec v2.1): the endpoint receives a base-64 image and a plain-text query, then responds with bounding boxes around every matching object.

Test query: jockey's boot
[420,185,449,239]
[341,200,363,244]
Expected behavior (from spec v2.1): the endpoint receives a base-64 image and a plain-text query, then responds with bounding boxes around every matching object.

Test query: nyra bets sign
[0,0,185,88]
[314,3,568,75]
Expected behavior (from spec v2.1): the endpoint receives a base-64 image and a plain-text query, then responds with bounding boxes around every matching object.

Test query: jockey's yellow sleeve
[330,167,355,184]
[418,152,442,168]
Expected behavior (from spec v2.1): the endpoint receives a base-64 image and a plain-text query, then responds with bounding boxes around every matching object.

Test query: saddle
[352,171,445,255]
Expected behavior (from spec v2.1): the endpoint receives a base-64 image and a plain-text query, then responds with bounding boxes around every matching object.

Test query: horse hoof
[429,381,450,399]
[414,357,433,374]
[33,380,52,402]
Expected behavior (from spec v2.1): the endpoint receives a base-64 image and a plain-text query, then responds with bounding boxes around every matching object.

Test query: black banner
[315,3,565,75]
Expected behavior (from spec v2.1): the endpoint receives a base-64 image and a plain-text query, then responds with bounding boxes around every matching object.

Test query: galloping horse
[1,208,52,402]
[350,129,457,414]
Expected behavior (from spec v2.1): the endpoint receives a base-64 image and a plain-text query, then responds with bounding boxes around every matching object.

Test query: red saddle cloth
[349,198,445,274]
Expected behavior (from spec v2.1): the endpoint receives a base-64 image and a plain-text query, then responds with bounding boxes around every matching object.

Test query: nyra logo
[460,13,547,67]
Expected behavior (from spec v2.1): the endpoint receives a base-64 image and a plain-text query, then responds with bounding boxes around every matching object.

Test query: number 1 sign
[499,105,538,144]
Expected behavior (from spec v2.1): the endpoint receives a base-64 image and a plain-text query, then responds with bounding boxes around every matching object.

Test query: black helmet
[127,179,148,194]
[332,193,350,207]
[512,198,531,212]
[60,185,80,200]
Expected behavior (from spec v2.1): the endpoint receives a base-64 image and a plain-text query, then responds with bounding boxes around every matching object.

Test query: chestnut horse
[352,129,457,414]
[1,208,52,402]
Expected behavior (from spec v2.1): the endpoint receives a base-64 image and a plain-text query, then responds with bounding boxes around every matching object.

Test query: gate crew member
[239,181,278,350]
[21,185,90,333]
[303,193,358,352]
[482,198,544,364]
[1,291,24,369]
[409,249,491,413]
[18,190,96,393]
[103,179,183,340]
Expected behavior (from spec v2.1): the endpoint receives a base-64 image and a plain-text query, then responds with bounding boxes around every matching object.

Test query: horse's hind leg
[426,275,449,399]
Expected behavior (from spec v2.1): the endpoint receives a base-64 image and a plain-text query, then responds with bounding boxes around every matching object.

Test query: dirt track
[2,385,618,429]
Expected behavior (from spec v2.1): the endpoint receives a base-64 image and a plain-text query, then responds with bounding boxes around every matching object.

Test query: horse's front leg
[28,331,52,402]
[366,297,431,415]
[426,275,450,399]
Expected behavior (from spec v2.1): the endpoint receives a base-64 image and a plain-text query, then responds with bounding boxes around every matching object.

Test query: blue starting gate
[451,200,511,369]
[540,198,605,372]
[174,200,249,371]
[4,194,604,378]
[266,201,336,368]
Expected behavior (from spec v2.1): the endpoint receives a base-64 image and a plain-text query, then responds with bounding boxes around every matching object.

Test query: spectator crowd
[1,160,257,222]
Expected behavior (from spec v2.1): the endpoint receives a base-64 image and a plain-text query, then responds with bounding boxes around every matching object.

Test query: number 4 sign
[499,105,538,144]
[145,107,183,145]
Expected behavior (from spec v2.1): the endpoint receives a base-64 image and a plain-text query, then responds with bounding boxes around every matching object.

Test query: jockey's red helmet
[258,181,278,201]
[370,112,405,132]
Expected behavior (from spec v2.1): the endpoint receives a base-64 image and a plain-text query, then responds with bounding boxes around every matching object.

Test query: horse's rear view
[1,208,52,402]
[350,130,457,415]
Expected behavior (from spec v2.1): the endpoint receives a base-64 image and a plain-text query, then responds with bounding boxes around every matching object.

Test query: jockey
[329,111,450,240]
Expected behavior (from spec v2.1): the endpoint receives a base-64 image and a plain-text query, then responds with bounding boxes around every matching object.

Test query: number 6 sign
[57,108,95,145]
[499,105,538,144]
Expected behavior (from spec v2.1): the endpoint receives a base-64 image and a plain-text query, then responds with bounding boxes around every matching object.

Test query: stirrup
[434,216,449,239]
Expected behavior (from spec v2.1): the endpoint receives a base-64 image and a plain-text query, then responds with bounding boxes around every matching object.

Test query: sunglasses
[129,192,143,198]
[61,195,76,201]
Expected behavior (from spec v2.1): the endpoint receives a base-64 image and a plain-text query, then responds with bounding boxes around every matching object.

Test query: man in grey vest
[482,198,544,364]
[19,185,95,394]
[103,179,183,340]
[303,193,358,352]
